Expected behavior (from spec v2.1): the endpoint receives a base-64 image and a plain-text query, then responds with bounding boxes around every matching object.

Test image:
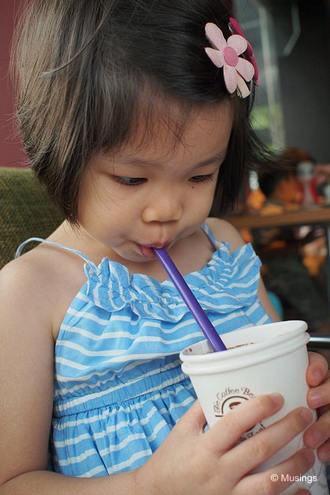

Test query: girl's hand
[304,351,330,462]
[136,394,314,495]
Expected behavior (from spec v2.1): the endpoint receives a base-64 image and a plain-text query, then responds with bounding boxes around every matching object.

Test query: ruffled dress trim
[83,242,261,322]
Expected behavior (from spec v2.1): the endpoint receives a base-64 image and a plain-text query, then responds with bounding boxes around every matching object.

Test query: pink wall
[0,0,26,167]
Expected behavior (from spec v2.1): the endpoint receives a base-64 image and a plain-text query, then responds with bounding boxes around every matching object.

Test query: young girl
[1,1,330,493]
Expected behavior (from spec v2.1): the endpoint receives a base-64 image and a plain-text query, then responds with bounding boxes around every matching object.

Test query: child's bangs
[98,79,199,158]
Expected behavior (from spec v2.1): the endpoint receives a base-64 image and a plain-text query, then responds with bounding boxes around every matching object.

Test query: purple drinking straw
[153,248,227,352]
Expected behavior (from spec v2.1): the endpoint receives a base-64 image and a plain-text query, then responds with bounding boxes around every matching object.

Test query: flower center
[224,46,238,67]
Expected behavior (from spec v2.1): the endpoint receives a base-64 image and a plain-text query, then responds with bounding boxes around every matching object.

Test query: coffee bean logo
[214,389,265,439]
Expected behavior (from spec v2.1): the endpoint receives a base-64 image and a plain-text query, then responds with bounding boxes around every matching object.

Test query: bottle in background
[296,161,318,207]
[323,182,330,205]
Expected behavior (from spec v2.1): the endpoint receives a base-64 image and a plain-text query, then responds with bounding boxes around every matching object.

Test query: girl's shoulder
[0,250,56,332]
[0,249,54,310]
[0,251,61,479]
[206,217,245,252]
[1,241,86,342]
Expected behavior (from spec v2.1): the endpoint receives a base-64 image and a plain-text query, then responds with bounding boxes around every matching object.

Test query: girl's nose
[142,198,183,224]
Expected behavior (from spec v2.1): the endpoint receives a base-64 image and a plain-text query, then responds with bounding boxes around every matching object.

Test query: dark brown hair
[11,0,271,224]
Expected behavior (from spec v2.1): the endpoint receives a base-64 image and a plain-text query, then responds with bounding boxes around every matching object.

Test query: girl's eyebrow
[118,150,227,169]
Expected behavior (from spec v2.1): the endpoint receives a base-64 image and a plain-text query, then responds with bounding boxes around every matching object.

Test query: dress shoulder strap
[201,222,219,249]
[15,237,91,263]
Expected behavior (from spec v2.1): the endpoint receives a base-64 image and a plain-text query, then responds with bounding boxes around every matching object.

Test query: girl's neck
[48,221,114,264]
[48,220,215,281]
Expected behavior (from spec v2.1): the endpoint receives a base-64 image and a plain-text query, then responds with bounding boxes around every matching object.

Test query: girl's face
[77,100,233,264]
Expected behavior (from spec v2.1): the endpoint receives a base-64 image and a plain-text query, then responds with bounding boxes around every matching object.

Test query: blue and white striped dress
[16,223,271,478]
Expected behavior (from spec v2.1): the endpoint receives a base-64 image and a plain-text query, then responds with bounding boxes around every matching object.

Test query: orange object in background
[246,187,265,211]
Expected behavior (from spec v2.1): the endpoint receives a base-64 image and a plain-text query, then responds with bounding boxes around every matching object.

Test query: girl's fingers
[203,394,284,454]
[317,439,330,463]
[306,352,328,387]
[225,406,313,476]
[307,377,330,409]
[235,448,315,495]
[176,400,207,435]
[304,408,330,449]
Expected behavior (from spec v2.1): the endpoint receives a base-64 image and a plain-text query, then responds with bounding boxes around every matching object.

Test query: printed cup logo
[213,386,265,439]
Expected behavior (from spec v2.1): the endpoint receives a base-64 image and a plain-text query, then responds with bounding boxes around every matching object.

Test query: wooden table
[226,206,330,305]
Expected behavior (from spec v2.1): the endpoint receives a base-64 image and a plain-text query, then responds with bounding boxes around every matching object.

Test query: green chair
[0,167,64,269]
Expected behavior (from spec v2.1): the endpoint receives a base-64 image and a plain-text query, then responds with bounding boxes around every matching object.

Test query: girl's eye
[112,174,215,186]
[113,176,146,186]
[189,174,215,183]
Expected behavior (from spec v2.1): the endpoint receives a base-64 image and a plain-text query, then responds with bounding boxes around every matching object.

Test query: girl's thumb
[178,400,207,434]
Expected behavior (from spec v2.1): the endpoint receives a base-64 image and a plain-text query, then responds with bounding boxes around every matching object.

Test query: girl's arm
[257,278,281,322]
[206,217,280,321]
[1,471,136,495]
[0,260,135,495]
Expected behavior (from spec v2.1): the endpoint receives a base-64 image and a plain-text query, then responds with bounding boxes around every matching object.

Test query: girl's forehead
[114,100,234,164]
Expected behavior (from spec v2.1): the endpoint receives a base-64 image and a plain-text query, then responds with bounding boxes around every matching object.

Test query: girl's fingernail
[300,408,313,424]
[309,430,323,447]
[312,370,323,383]
[318,445,330,462]
[270,393,283,407]
[309,391,322,407]
[303,448,315,465]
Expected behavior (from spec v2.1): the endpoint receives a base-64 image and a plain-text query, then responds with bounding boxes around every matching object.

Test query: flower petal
[223,65,238,94]
[204,47,224,68]
[205,22,227,51]
[227,34,247,56]
[236,57,255,82]
[237,74,251,98]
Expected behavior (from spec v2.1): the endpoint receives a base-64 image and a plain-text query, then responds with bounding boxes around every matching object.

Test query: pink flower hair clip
[229,17,259,85]
[204,21,256,99]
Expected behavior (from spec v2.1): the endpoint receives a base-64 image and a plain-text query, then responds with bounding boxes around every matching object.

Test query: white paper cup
[180,321,328,495]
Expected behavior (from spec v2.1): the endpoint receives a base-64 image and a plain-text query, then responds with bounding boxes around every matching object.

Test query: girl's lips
[140,243,171,258]
[140,245,156,258]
